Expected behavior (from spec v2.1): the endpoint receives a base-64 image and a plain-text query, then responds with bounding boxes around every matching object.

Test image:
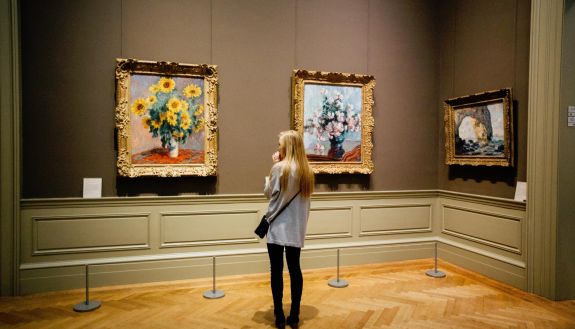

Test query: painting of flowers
[292,70,375,174]
[444,88,513,167]
[115,59,218,177]
[303,84,362,161]
[129,75,205,164]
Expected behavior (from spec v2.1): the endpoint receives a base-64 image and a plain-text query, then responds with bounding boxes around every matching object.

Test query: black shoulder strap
[268,191,300,224]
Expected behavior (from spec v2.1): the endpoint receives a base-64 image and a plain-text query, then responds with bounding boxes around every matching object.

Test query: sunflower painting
[115,59,218,177]
[129,75,205,165]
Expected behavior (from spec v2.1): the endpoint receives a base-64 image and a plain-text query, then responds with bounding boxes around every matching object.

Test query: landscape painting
[444,88,513,167]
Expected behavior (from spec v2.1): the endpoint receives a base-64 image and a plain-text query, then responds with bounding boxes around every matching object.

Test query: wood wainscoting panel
[33,214,150,255]
[306,206,353,239]
[160,210,260,248]
[359,204,432,236]
[442,204,522,253]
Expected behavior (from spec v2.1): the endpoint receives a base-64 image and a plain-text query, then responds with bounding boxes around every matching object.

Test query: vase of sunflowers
[167,137,179,158]
[131,77,204,159]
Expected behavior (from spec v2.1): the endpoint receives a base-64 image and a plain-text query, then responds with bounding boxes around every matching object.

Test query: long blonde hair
[276,130,314,198]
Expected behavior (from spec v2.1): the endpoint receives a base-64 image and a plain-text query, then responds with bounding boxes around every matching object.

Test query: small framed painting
[115,58,218,177]
[291,69,375,174]
[444,88,514,166]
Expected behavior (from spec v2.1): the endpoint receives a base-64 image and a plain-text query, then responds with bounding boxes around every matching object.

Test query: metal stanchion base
[73,300,101,312]
[203,290,225,299]
[425,269,446,278]
[328,279,349,288]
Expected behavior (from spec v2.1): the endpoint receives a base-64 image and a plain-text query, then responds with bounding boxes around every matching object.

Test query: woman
[264,130,314,329]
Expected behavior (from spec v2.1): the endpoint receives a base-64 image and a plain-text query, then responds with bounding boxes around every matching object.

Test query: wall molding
[21,190,523,210]
[437,190,526,210]
[359,203,432,236]
[31,213,151,255]
[441,204,522,254]
[159,209,260,248]
[526,0,564,299]
[18,190,526,294]
[0,0,20,296]
[306,206,353,240]
[18,235,527,294]
[20,236,526,271]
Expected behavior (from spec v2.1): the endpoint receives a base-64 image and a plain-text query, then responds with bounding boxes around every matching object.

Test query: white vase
[168,138,179,158]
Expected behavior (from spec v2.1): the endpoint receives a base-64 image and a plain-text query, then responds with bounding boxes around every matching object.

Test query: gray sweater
[264,162,310,248]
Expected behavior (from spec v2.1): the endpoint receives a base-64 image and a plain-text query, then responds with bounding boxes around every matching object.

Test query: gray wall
[21,0,440,198]
[557,0,575,301]
[21,0,530,199]
[437,0,530,199]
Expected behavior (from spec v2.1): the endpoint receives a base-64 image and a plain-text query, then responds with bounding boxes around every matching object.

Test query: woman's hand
[272,151,281,163]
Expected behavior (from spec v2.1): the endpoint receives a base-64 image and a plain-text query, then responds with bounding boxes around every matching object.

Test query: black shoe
[275,312,286,329]
[286,316,299,329]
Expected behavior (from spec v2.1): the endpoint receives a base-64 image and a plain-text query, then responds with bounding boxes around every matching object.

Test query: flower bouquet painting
[129,76,205,163]
[292,70,375,174]
[115,59,218,177]
[303,84,362,161]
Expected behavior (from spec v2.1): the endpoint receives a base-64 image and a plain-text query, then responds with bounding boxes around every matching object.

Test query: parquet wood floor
[1,259,574,328]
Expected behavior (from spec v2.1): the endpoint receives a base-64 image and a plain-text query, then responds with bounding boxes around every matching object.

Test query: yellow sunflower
[160,112,167,122]
[181,117,191,130]
[194,105,204,116]
[142,117,151,129]
[148,84,160,93]
[181,111,190,121]
[166,111,178,126]
[181,99,189,111]
[167,97,182,113]
[193,118,205,133]
[147,95,157,106]
[151,120,161,129]
[183,84,202,98]
[158,77,176,93]
[131,98,147,116]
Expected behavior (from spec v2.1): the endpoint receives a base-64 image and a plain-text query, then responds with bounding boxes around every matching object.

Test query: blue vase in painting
[328,134,346,160]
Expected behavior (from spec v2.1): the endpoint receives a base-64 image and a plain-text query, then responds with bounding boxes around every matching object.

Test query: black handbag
[255,191,300,239]
[254,216,270,239]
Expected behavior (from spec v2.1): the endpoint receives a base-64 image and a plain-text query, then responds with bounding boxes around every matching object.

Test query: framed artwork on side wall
[291,69,375,174]
[115,58,218,177]
[444,88,514,167]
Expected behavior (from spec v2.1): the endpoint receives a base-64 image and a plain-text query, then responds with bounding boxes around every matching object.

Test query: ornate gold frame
[115,58,218,177]
[291,69,375,174]
[444,88,514,167]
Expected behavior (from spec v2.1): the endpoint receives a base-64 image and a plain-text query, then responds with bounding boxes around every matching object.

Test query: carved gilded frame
[115,58,218,177]
[292,69,375,174]
[444,88,513,167]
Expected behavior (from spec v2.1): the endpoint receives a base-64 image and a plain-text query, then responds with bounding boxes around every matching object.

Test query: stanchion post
[203,256,225,299]
[328,248,348,288]
[73,264,102,312]
[425,242,446,278]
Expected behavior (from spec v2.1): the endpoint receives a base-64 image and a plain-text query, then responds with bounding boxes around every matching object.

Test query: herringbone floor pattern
[1,259,574,328]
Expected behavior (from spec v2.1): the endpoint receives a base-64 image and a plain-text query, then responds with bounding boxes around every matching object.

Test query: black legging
[267,243,303,321]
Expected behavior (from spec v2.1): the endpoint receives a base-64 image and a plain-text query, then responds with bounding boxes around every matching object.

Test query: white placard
[514,181,527,202]
[83,178,102,198]
[569,106,575,126]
